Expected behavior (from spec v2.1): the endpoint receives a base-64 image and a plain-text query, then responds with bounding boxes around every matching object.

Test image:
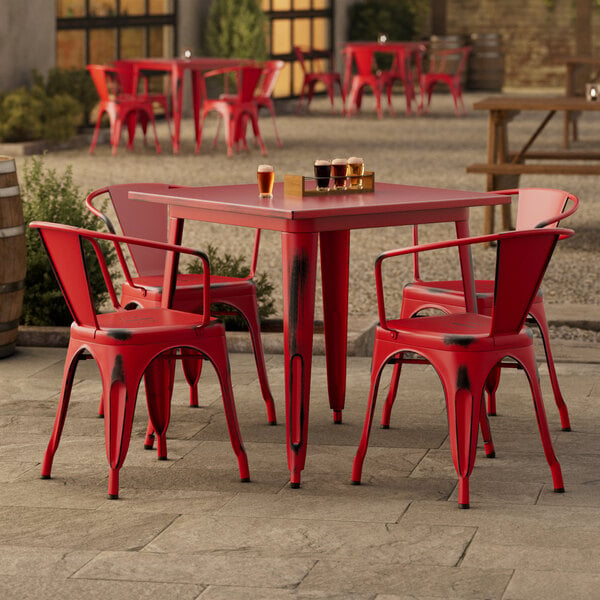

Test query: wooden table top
[473,95,600,111]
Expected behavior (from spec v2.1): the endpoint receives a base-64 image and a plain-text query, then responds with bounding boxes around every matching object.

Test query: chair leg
[528,310,571,430]
[381,353,403,428]
[181,348,203,407]
[519,348,565,493]
[202,333,250,482]
[248,112,267,156]
[41,346,83,479]
[485,365,501,416]
[479,397,496,458]
[267,104,283,147]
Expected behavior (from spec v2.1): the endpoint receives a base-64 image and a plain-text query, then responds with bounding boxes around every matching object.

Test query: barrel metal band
[0,224,26,238]
[0,319,20,332]
[0,279,25,293]
[0,185,20,198]
[0,159,16,174]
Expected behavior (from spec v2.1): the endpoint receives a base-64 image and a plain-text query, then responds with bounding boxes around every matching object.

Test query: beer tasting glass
[348,156,364,189]
[257,164,274,198]
[314,159,331,191]
[331,158,348,190]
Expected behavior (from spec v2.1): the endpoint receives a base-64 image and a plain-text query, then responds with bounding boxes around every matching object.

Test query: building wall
[0,0,56,90]
[444,0,600,89]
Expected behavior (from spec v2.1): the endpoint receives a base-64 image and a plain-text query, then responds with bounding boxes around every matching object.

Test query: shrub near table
[21,156,116,326]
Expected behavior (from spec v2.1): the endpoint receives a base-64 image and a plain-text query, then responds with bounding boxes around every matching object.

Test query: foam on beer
[258,164,274,172]
[314,159,330,165]
[348,156,363,164]
[332,158,347,165]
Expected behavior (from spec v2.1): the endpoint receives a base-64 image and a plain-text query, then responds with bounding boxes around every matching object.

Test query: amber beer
[257,164,274,198]
[314,159,331,191]
[347,156,364,189]
[331,158,348,189]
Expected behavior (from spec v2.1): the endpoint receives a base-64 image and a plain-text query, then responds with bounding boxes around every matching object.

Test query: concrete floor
[0,336,598,599]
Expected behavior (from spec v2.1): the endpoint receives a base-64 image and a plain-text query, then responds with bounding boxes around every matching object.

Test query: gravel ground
[14,91,599,339]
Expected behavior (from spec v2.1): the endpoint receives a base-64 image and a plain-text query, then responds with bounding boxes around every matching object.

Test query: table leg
[455,220,477,314]
[282,231,318,488]
[319,230,349,424]
[170,67,183,154]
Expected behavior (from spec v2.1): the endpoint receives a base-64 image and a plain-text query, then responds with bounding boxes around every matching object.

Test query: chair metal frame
[31,221,250,499]
[351,227,572,508]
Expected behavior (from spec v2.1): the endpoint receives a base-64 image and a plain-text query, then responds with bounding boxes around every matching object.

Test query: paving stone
[74,550,315,588]
[199,586,376,599]
[503,570,600,600]
[0,545,96,578]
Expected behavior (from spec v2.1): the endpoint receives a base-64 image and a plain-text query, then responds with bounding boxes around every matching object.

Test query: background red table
[132,182,508,487]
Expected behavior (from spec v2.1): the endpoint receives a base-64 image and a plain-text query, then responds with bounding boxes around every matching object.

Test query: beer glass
[314,159,331,191]
[331,158,348,190]
[257,164,274,198]
[347,156,364,189]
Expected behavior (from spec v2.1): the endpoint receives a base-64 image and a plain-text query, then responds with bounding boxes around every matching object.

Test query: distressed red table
[131,182,508,487]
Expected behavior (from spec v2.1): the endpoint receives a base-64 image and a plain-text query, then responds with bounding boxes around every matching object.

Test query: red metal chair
[351,227,572,508]
[31,221,250,499]
[87,64,161,155]
[294,46,344,113]
[216,60,285,149]
[196,64,266,157]
[379,44,426,116]
[343,46,384,118]
[418,46,471,116]
[385,188,579,430]
[86,183,276,428]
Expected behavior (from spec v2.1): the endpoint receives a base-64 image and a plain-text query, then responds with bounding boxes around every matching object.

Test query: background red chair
[351,227,572,509]
[294,46,344,113]
[418,46,471,116]
[380,44,426,116]
[196,64,266,157]
[86,183,276,427]
[385,188,579,430]
[87,64,161,155]
[31,221,250,499]
[343,46,384,118]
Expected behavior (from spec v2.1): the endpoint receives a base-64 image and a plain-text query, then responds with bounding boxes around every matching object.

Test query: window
[261,0,334,98]
[56,0,176,68]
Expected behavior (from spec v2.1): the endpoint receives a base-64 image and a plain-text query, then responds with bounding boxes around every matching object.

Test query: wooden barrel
[429,35,468,90]
[468,33,504,91]
[0,156,26,358]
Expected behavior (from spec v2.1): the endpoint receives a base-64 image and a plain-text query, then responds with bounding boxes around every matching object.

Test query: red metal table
[131,182,508,487]
[117,57,247,154]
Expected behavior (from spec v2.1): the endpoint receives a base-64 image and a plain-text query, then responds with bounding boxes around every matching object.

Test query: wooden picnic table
[467,94,600,233]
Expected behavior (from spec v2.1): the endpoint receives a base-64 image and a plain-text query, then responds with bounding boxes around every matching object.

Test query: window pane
[57,0,85,17]
[149,26,173,57]
[293,61,304,95]
[272,0,291,10]
[293,18,311,49]
[312,18,329,49]
[313,0,330,8]
[261,0,271,10]
[120,0,145,15]
[149,0,174,14]
[57,30,85,68]
[273,62,291,97]
[89,0,117,17]
[89,28,116,63]
[272,19,291,55]
[120,27,145,58]
[294,0,311,9]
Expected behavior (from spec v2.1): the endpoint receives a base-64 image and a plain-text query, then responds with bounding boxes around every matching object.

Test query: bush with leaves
[21,156,116,326]
[0,83,83,143]
[204,0,267,60]
[187,243,275,329]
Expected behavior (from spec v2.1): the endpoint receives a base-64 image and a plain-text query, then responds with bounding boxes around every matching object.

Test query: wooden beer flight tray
[284,171,375,198]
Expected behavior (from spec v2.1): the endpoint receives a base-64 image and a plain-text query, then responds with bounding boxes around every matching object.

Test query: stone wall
[443,0,600,89]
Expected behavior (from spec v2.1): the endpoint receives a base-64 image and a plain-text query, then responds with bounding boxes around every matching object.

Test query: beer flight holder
[284,171,375,198]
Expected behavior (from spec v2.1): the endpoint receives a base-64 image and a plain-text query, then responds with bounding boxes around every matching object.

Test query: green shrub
[187,243,275,328]
[21,156,116,326]
[0,84,83,143]
[204,0,268,60]
[43,67,98,127]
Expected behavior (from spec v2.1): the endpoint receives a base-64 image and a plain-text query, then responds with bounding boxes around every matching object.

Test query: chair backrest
[87,64,127,101]
[258,60,285,99]
[294,46,309,74]
[491,229,564,336]
[350,46,377,76]
[428,46,471,77]
[237,65,264,102]
[514,188,579,230]
[30,221,212,328]
[86,183,263,280]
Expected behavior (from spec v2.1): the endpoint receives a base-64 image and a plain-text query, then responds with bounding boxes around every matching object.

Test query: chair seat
[384,312,533,352]
[403,279,543,313]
